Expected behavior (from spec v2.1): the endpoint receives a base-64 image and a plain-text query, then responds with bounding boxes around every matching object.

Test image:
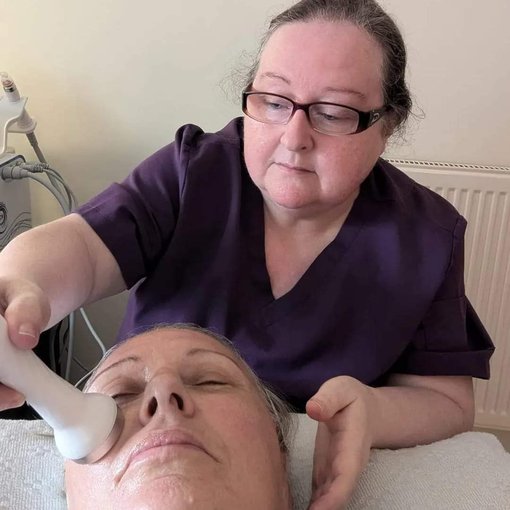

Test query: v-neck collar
[241,165,381,325]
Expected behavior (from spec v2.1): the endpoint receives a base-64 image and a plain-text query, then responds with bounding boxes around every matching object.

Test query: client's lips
[116,429,215,482]
[130,430,209,463]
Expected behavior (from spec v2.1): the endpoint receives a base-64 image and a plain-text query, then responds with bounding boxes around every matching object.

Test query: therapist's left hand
[306,376,376,510]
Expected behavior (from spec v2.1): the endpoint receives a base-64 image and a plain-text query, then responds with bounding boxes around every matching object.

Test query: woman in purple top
[0,0,494,508]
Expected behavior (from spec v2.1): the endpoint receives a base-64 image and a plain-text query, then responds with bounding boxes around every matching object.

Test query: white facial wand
[0,316,123,463]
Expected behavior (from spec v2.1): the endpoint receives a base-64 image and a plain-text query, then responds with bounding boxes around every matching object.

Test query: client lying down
[64,324,293,510]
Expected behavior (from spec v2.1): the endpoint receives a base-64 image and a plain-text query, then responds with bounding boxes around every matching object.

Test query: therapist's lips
[275,162,313,173]
[115,429,216,482]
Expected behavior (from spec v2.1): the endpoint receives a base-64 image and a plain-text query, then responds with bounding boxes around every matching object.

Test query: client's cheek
[108,410,143,478]
[66,414,133,483]
[230,404,282,466]
[64,460,115,510]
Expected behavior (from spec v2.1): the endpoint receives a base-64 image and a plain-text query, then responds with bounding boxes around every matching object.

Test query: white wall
[2,0,509,377]
[379,0,510,164]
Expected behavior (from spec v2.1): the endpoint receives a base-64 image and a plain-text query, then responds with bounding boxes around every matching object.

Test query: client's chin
[118,442,215,484]
[117,474,245,510]
[117,475,198,510]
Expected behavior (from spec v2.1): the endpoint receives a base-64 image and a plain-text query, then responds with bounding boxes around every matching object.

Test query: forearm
[369,375,474,449]
[0,213,125,328]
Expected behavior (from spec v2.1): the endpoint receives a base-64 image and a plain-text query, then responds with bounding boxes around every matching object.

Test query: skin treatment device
[0,315,122,463]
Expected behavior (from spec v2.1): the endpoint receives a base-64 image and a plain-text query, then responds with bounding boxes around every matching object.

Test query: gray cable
[65,312,75,380]
[38,168,75,211]
[26,132,63,195]
[23,174,69,213]
[25,132,78,218]
[49,326,57,373]
[26,132,47,163]
[79,308,106,357]
[74,365,97,390]
[43,168,77,208]
[19,162,76,212]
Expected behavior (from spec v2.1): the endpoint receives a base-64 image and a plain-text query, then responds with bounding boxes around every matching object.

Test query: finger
[309,465,361,510]
[0,384,26,411]
[309,387,366,489]
[309,462,358,510]
[306,376,358,421]
[312,418,365,485]
[311,401,372,505]
[2,287,50,349]
[309,440,367,510]
[311,423,332,489]
[308,482,352,510]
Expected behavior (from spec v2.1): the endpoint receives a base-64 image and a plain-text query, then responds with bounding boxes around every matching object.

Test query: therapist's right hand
[0,276,51,411]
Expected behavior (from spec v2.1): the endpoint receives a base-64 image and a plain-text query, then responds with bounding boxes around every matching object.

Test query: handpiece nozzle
[0,316,123,463]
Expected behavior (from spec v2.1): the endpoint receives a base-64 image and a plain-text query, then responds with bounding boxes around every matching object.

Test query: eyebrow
[259,71,367,100]
[87,356,141,387]
[87,347,246,388]
[186,347,244,371]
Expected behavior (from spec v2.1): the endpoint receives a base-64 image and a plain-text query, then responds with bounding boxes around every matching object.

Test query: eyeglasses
[242,91,388,136]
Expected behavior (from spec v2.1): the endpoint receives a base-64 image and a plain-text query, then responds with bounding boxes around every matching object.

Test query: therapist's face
[65,328,290,510]
[243,20,388,214]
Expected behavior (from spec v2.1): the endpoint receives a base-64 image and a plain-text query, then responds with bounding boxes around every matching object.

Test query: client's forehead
[88,328,250,389]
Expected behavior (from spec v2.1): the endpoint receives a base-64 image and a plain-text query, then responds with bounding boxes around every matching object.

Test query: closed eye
[110,392,140,404]
[195,380,228,386]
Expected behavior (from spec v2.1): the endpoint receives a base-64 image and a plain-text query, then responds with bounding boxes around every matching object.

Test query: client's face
[65,328,290,510]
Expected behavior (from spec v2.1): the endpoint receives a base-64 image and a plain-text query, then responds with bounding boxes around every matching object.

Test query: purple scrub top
[77,118,494,410]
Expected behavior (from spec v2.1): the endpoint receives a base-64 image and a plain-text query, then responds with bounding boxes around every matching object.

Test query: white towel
[1,417,510,510]
[289,414,510,509]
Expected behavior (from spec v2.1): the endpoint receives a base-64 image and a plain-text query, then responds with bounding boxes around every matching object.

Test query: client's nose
[139,374,193,423]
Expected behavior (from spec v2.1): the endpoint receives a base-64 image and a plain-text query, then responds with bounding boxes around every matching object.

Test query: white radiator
[389,159,510,430]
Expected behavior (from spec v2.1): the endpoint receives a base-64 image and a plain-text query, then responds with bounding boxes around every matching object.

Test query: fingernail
[18,323,37,338]
[0,397,24,411]
[10,397,25,408]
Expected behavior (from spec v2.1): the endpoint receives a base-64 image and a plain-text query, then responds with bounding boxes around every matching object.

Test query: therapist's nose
[139,373,194,424]
[280,109,314,152]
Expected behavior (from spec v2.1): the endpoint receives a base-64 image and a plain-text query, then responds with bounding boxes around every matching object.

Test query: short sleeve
[392,217,494,379]
[75,124,203,288]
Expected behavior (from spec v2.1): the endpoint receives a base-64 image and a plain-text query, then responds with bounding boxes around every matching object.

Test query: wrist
[365,384,383,447]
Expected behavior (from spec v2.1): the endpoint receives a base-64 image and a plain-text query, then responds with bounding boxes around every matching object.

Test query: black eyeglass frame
[242,90,389,135]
